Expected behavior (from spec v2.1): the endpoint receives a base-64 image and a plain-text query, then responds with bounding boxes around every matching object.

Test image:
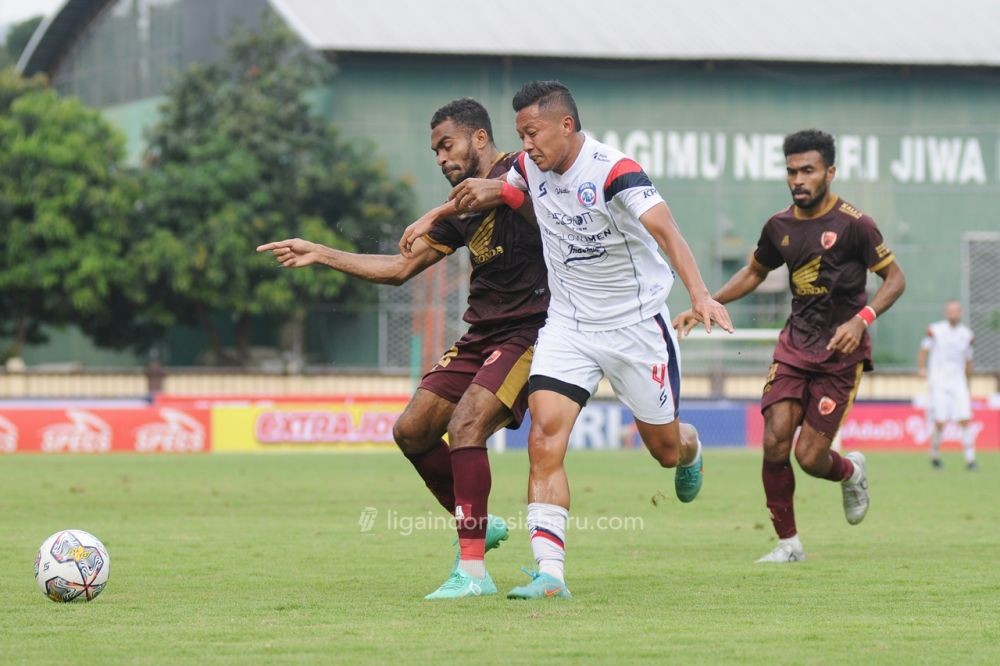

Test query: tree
[134,16,412,364]
[4,15,44,65]
[0,70,134,360]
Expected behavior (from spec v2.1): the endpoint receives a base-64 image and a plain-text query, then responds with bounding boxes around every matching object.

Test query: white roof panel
[270,0,1000,66]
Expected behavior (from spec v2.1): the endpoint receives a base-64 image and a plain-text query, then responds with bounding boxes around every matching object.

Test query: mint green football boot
[424,568,498,600]
[674,445,704,503]
[506,569,571,600]
[485,513,510,551]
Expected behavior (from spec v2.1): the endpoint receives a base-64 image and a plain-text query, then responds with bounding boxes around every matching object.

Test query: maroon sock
[821,450,855,482]
[403,440,455,513]
[450,446,492,556]
[762,459,797,539]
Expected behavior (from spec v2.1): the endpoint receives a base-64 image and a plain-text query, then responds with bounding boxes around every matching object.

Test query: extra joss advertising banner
[210,398,410,451]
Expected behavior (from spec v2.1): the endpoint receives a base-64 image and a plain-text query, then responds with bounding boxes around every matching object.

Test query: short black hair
[783,129,836,167]
[430,98,493,142]
[512,80,582,132]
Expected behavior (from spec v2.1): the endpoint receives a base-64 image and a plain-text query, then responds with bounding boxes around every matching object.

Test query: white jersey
[507,135,673,331]
[921,320,974,382]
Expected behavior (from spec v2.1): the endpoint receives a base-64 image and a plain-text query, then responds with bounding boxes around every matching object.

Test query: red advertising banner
[745,402,1000,450]
[0,407,211,453]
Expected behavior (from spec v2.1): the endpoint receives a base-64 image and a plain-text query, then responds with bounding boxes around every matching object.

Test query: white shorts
[528,305,681,425]
[928,380,972,423]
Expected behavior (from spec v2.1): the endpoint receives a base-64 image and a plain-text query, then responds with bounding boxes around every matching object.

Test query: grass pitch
[1,450,998,664]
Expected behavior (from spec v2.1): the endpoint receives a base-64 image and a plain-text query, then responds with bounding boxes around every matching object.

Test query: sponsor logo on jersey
[821,231,838,250]
[838,201,863,219]
[549,211,594,228]
[554,186,570,195]
[781,235,790,246]
[538,181,548,197]
[593,151,610,162]
[791,256,829,296]
[577,182,598,208]
[469,211,505,266]
[818,396,837,416]
[642,187,658,199]
[563,243,608,265]
[483,350,502,366]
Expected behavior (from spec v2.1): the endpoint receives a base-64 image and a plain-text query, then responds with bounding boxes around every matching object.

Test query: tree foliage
[134,16,413,364]
[0,70,134,359]
[4,15,44,65]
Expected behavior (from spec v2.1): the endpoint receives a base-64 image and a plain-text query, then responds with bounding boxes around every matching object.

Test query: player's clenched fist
[450,178,503,212]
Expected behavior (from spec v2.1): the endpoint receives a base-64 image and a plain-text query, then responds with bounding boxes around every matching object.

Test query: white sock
[459,559,486,578]
[847,457,864,484]
[527,502,568,582]
[929,429,942,460]
[780,534,802,549]
[961,425,976,464]
[681,437,702,468]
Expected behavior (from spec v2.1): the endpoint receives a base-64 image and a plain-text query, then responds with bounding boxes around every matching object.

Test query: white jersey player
[917,300,977,470]
[429,81,732,599]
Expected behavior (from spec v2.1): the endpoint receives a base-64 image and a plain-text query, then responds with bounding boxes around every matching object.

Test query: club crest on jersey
[577,182,598,208]
[483,350,502,366]
[820,231,838,250]
[818,396,837,416]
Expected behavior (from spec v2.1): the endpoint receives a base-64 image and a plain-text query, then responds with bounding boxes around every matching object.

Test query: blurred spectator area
[0,366,995,401]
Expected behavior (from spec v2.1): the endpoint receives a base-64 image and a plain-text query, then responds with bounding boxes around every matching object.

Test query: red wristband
[500,182,526,210]
[856,305,876,327]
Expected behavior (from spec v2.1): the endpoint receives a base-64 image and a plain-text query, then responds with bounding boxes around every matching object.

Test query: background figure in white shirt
[436,81,732,599]
[917,300,977,470]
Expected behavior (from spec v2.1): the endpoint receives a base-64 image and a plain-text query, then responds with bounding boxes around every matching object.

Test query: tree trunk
[12,310,28,358]
[235,314,251,366]
[198,306,224,364]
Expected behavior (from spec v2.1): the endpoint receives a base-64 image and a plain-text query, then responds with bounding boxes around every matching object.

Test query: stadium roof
[270,0,1000,66]
[19,0,1000,77]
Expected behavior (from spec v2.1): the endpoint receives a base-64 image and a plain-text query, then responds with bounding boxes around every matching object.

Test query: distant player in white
[414,81,733,599]
[917,300,977,469]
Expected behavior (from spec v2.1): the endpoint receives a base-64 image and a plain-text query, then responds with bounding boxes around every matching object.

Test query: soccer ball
[34,530,110,602]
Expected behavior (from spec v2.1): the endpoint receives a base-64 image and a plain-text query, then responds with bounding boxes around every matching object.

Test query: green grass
[2,450,998,664]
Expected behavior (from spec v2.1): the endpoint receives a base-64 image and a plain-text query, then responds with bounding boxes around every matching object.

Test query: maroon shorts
[760,360,864,438]
[418,324,538,429]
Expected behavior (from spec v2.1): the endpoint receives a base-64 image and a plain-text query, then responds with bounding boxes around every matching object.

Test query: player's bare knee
[762,435,792,463]
[794,446,824,476]
[392,418,430,455]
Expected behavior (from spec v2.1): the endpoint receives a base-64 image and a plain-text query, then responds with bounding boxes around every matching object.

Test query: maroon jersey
[423,152,549,329]
[752,196,895,373]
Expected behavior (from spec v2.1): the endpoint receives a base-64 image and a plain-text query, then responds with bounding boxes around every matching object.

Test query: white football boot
[755,535,805,563]
[841,452,869,525]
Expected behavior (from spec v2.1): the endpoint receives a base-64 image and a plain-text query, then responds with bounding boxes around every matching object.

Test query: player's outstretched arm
[827,260,906,354]
[257,236,444,286]
[640,203,734,335]
[672,261,770,337]
[399,201,456,256]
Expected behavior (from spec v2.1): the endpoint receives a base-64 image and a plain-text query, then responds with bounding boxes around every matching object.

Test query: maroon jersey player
[675,129,906,563]
[258,99,548,596]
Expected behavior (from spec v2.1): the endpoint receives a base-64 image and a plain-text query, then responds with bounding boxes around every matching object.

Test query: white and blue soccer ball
[34,530,110,602]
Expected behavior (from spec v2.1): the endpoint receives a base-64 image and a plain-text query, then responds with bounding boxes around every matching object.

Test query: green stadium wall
[29,52,1000,369]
